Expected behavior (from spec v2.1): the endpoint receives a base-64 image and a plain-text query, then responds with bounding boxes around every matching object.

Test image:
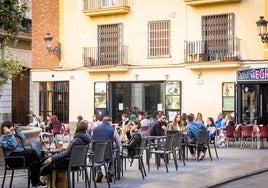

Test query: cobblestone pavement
[1,143,268,188]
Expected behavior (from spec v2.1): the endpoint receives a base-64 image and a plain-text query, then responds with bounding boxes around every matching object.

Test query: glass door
[241,84,258,125]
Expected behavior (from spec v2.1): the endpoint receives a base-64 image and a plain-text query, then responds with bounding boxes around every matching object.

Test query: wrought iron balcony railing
[184,38,241,63]
[83,45,128,67]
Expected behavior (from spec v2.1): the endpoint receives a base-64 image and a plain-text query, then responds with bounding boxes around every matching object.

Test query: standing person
[91,116,121,182]
[121,120,142,157]
[186,113,208,160]
[0,121,43,187]
[118,113,130,127]
[181,112,188,127]
[168,113,186,132]
[149,113,166,136]
[40,120,91,184]
[92,114,102,128]
[137,112,144,123]
[117,113,130,143]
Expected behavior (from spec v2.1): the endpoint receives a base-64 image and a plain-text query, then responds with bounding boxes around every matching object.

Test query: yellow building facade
[31,0,268,127]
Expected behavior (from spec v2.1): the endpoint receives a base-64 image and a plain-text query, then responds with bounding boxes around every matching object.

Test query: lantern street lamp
[256,16,268,43]
[43,33,61,60]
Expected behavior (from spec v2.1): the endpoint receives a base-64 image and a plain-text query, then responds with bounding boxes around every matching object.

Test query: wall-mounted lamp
[106,73,111,81]
[256,16,268,43]
[43,33,61,60]
[165,74,169,80]
[197,72,202,79]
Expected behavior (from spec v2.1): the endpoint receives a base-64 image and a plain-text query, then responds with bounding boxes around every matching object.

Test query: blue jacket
[186,121,207,141]
[92,122,115,142]
[215,118,226,129]
[0,131,25,156]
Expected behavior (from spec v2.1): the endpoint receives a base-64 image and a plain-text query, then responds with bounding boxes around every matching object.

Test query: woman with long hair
[168,113,186,132]
[40,120,91,184]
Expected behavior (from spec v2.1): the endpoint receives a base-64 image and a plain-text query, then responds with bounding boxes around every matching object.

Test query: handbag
[14,134,24,147]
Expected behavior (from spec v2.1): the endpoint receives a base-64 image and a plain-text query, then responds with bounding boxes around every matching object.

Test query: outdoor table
[41,148,63,158]
[145,136,167,167]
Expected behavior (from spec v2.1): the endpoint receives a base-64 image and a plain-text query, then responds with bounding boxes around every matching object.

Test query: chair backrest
[225,126,236,137]
[259,126,268,138]
[69,145,89,169]
[92,142,108,163]
[138,137,147,156]
[241,126,253,138]
[0,144,26,169]
[167,130,180,136]
[30,141,43,158]
[142,130,151,138]
[164,134,175,151]
[197,130,209,145]
[172,131,183,149]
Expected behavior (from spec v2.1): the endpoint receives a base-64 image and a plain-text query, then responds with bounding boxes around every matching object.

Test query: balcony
[82,0,130,17]
[184,38,242,69]
[184,0,242,7]
[83,45,128,69]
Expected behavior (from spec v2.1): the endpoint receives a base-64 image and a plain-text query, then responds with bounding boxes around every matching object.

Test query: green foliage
[0,0,28,47]
[0,0,27,90]
[0,49,23,87]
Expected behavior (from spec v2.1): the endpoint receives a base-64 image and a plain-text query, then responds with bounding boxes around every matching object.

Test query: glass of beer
[43,140,49,146]
[58,141,63,149]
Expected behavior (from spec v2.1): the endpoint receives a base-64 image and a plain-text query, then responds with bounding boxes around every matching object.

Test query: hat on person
[129,114,137,122]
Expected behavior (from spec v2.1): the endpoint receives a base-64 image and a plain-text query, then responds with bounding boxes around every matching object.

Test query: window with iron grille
[98,23,123,65]
[39,81,69,123]
[202,13,234,61]
[148,20,170,57]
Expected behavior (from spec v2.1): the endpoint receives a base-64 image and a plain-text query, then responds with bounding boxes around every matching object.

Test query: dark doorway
[12,68,30,125]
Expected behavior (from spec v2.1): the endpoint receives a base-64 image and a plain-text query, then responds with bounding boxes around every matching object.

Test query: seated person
[206,117,216,143]
[0,121,43,187]
[186,113,208,160]
[40,120,91,184]
[121,120,142,157]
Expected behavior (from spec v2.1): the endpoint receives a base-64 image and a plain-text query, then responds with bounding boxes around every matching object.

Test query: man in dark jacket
[149,113,166,136]
[91,116,121,182]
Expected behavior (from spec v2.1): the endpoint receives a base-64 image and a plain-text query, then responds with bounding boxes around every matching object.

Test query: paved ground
[217,171,268,188]
[1,141,268,188]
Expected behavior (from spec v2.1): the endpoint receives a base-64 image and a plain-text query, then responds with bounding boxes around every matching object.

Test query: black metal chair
[120,137,147,179]
[147,134,177,173]
[87,141,110,188]
[187,130,213,161]
[30,141,43,158]
[0,145,31,188]
[170,131,186,167]
[59,145,90,188]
